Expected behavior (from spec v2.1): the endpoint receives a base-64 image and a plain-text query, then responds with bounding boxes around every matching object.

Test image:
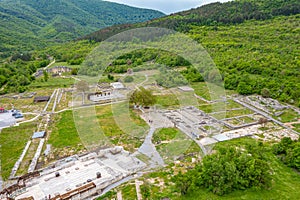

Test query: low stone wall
[28,139,45,173]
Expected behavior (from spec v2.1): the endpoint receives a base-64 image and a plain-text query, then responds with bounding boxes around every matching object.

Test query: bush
[273,137,300,170]
[124,76,134,83]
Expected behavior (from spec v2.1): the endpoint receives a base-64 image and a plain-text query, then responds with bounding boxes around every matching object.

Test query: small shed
[33,96,50,103]
[32,131,46,139]
[110,82,125,90]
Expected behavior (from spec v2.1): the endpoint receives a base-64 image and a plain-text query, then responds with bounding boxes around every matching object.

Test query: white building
[110,82,125,90]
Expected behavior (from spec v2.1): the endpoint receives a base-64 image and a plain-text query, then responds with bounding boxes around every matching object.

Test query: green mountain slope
[74,0,299,106]
[1,0,299,105]
[77,15,299,104]
[0,0,164,55]
[83,0,300,41]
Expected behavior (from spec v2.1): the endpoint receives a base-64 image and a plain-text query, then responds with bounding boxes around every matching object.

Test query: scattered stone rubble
[241,95,290,115]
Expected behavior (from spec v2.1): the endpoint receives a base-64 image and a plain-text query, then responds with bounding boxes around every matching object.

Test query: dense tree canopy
[273,137,300,170]
[130,87,156,107]
[84,0,300,42]
[0,0,164,56]
[1,0,299,108]
[173,142,272,196]
[85,14,300,107]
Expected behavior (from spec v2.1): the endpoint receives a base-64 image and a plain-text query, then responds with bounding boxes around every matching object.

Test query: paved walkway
[0,178,2,191]
[138,128,164,167]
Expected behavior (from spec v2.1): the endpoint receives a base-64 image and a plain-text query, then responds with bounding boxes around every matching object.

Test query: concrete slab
[213,134,230,142]
[0,112,16,129]
[32,131,46,139]
[199,137,218,145]
[15,147,146,199]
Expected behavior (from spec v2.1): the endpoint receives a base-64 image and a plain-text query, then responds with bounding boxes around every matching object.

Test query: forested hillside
[83,0,300,41]
[76,0,299,107]
[192,15,299,105]
[1,0,299,106]
[0,0,164,56]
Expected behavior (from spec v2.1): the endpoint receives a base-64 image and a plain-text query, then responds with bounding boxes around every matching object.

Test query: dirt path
[285,119,300,127]
[32,59,55,76]
[43,59,56,70]
[135,180,143,200]
[117,191,123,200]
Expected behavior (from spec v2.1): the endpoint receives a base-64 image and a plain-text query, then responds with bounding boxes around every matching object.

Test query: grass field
[152,128,179,143]
[198,100,244,114]
[239,116,256,124]
[155,94,180,109]
[30,76,75,89]
[96,103,149,152]
[56,90,72,111]
[0,89,53,113]
[0,122,38,180]
[47,110,85,160]
[152,128,202,163]
[275,109,300,123]
[121,183,137,200]
[199,102,225,114]
[191,82,226,101]
[16,139,40,176]
[210,108,253,120]
[190,82,212,101]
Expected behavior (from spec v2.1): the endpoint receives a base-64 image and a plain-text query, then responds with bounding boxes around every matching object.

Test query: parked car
[12,110,20,116]
[14,113,23,118]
